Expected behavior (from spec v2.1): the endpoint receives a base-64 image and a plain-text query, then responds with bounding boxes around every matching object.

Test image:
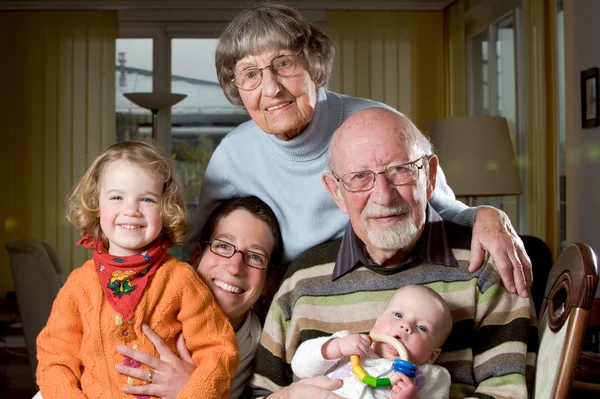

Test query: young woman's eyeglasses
[331,155,431,193]
[203,238,270,270]
[232,54,303,91]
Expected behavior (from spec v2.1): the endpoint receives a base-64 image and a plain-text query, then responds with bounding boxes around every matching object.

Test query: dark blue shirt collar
[332,204,458,280]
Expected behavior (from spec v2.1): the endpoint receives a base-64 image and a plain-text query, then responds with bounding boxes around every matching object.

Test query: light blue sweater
[181,87,473,263]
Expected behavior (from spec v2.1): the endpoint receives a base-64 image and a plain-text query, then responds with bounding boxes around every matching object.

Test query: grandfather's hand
[268,376,343,399]
[115,324,195,399]
[469,207,532,298]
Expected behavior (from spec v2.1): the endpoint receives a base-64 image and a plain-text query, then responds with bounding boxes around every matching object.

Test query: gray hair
[326,107,434,172]
[215,3,335,107]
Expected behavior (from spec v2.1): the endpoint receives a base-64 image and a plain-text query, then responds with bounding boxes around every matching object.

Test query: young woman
[115,196,283,399]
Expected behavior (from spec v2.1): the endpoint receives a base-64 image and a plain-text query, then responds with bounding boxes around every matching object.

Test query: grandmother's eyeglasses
[331,156,431,193]
[203,238,270,270]
[232,54,303,91]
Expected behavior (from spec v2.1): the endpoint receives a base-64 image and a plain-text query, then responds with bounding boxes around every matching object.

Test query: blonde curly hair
[66,140,189,245]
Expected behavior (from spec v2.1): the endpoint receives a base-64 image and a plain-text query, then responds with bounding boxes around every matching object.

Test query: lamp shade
[428,116,522,197]
[124,92,187,112]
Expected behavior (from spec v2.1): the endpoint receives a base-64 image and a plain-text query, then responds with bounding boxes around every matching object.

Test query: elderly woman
[182,3,532,296]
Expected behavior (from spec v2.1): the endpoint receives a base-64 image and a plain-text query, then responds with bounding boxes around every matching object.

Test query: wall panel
[1,11,117,293]
[327,10,445,131]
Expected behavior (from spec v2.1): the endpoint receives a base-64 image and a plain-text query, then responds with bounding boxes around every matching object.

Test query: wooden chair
[534,243,598,399]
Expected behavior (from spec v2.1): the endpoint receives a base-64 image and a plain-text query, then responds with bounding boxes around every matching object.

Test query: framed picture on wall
[581,67,600,128]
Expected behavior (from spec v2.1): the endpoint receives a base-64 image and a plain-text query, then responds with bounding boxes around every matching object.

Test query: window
[116,39,153,142]
[170,39,249,209]
[115,23,251,256]
[468,12,523,231]
[115,32,250,213]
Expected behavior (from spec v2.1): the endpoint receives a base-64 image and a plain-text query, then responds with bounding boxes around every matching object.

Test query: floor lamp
[124,92,187,140]
[427,116,522,206]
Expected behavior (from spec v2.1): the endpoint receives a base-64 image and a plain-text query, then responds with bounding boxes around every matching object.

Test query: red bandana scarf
[77,235,169,321]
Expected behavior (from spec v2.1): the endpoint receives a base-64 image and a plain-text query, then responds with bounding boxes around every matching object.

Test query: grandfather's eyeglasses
[331,155,431,193]
[232,54,303,91]
[203,238,270,270]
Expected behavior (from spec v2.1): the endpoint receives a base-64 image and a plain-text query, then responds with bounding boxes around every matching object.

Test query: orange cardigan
[37,255,238,399]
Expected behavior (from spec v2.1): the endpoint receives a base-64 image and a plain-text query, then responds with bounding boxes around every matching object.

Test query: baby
[292,285,453,399]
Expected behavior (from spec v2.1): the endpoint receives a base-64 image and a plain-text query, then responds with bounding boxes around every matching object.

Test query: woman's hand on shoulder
[469,206,533,298]
[115,324,195,399]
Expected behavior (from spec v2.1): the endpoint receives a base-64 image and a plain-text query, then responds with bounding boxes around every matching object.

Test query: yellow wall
[327,11,446,131]
[444,0,467,117]
[1,11,116,295]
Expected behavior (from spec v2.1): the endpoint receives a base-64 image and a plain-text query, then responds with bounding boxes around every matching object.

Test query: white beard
[362,203,418,250]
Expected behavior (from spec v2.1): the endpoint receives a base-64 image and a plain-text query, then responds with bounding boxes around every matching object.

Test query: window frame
[466,7,526,232]
[118,15,229,153]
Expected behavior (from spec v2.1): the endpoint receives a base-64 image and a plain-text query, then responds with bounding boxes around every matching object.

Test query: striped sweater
[250,224,537,399]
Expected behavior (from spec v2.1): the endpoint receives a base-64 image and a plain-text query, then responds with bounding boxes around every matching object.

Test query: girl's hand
[390,373,419,399]
[115,324,195,399]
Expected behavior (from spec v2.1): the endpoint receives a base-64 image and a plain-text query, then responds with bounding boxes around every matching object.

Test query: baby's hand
[390,372,419,399]
[337,334,371,358]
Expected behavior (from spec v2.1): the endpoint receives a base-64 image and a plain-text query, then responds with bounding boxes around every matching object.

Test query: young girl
[36,141,238,399]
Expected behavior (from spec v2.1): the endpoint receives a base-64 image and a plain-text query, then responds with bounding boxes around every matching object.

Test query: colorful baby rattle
[350,333,417,388]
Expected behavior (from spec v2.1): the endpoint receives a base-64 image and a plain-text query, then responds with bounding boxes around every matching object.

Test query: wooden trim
[572,381,600,392]
[553,308,590,397]
[542,243,598,331]
[464,0,520,38]
[544,243,599,309]
[537,243,599,398]
[0,0,457,12]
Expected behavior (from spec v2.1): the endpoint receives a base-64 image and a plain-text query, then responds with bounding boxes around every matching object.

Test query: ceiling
[0,0,457,11]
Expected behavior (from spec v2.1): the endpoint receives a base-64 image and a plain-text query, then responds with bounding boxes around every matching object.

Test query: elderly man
[250,108,536,399]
